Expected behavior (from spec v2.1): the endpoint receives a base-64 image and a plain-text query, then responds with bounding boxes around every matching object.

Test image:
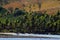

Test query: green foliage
[0,6,8,17]
[0,7,60,34]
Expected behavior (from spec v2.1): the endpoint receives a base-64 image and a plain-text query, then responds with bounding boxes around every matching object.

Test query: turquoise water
[0,38,60,40]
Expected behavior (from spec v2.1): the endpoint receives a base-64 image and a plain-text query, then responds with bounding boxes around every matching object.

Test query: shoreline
[0,33,60,38]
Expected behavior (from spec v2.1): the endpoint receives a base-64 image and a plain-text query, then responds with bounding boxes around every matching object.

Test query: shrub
[0,7,60,34]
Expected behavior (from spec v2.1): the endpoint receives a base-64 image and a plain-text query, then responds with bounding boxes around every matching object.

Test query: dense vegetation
[0,6,60,34]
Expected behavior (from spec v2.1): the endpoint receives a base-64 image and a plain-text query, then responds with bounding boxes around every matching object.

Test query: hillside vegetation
[0,0,60,34]
[0,6,60,34]
[0,0,59,14]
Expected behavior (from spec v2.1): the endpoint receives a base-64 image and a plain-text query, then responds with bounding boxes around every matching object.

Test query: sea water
[0,38,60,40]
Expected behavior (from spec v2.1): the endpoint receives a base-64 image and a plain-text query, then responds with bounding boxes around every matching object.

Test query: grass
[2,0,60,15]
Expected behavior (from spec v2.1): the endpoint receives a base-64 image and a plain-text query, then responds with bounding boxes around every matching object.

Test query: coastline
[0,33,60,38]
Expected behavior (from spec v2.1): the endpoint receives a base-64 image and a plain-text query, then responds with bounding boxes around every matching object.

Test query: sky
[0,38,60,40]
